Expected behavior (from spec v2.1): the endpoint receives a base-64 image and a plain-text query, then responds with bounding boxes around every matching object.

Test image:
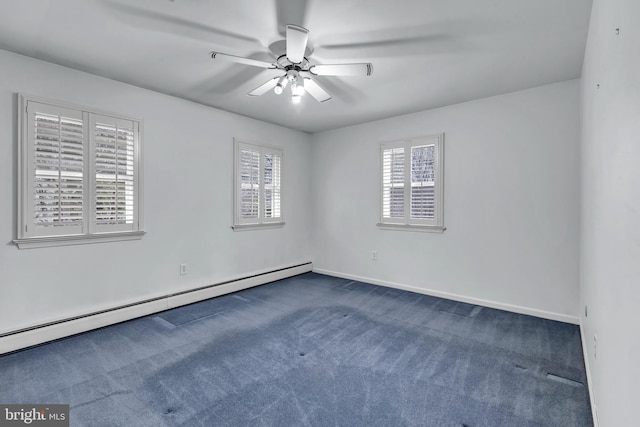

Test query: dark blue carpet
[0,273,592,426]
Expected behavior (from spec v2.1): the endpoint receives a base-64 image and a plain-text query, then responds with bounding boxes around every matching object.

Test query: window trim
[13,231,146,250]
[378,134,445,232]
[232,139,284,231]
[14,94,145,249]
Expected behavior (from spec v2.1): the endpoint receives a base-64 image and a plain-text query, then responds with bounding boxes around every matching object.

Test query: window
[233,140,283,229]
[15,95,144,248]
[378,134,444,232]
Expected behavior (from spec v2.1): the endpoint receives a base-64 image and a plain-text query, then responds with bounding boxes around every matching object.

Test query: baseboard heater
[0,262,313,355]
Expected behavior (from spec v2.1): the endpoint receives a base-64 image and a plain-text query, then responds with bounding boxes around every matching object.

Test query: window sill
[376,223,446,233]
[13,231,146,249]
[232,222,285,231]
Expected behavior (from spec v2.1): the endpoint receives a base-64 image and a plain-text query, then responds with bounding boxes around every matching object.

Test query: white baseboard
[313,268,580,325]
[580,320,599,427]
[0,262,313,355]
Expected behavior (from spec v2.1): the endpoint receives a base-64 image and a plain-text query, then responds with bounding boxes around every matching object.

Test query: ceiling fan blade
[309,63,373,77]
[276,0,309,36]
[314,25,459,59]
[100,2,259,47]
[303,78,332,103]
[286,25,309,64]
[248,77,280,96]
[211,52,275,69]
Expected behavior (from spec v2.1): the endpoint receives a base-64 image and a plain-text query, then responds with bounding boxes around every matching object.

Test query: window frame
[377,134,445,233]
[232,139,284,231]
[14,94,145,249]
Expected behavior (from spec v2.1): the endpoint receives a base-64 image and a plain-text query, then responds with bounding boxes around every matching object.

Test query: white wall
[0,49,312,334]
[580,0,640,425]
[311,80,581,321]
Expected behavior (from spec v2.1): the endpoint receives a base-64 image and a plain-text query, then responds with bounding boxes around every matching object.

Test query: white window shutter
[25,101,85,237]
[380,134,444,229]
[239,146,261,222]
[263,150,282,222]
[410,144,436,222]
[17,95,144,247]
[92,114,138,233]
[234,140,283,227]
[381,143,406,224]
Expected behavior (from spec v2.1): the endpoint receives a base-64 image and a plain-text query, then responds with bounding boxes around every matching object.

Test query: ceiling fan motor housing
[278,55,308,73]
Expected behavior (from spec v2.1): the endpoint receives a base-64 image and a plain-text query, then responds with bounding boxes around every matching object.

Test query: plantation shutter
[93,115,138,233]
[239,145,261,223]
[263,150,282,222]
[380,135,443,228]
[235,141,284,226]
[381,143,406,224]
[26,101,85,237]
[17,95,144,247]
[410,144,436,220]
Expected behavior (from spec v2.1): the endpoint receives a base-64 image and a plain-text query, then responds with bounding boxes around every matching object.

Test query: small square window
[233,140,283,230]
[378,134,444,233]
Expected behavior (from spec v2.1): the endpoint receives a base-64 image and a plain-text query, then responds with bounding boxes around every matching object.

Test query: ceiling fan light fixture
[274,75,288,95]
[292,82,305,97]
[291,80,305,104]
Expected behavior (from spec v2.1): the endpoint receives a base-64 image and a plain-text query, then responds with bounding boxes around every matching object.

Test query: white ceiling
[0,0,592,133]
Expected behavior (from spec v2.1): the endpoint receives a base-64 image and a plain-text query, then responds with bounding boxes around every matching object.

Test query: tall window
[15,95,144,248]
[379,134,444,232]
[233,140,283,229]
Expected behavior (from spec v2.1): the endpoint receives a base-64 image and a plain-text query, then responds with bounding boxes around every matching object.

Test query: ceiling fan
[210,25,373,104]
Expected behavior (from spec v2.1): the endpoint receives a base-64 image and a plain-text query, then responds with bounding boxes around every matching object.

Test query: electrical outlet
[180,263,187,275]
[372,250,377,260]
